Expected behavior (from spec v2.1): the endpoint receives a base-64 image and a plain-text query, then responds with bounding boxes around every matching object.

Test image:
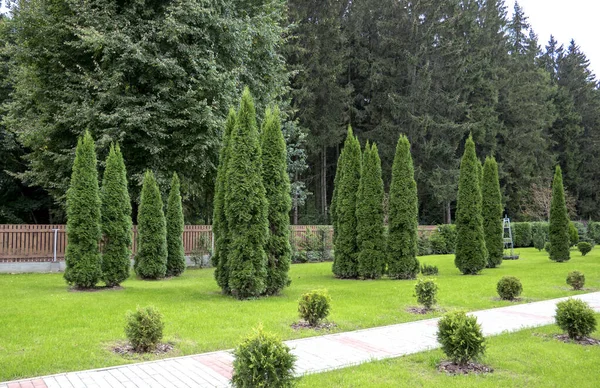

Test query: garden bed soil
[291,321,337,331]
[69,285,124,292]
[438,360,493,375]
[111,342,174,356]
[554,334,600,346]
[405,306,445,315]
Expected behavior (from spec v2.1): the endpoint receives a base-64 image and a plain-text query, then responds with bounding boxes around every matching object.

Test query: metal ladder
[502,215,516,259]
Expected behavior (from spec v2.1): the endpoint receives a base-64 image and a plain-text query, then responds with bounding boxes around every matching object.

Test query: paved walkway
[3,292,600,388]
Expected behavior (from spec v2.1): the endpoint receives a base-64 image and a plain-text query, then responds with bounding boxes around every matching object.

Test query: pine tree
[387,135,419,279]
[213,109,236,293]
[225,88,269,298]
[549,165,570,262]
[455,135,487,275]
[356,142,385,279]
[332,127,361,279]
[261,107,292,295]
[166,172,185,277]
[134,171,167,279]
[482,156,503,268]
[100,143,132,287]
[64,131,102,288]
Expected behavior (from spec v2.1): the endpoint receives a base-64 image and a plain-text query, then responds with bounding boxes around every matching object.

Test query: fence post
[53,229,59,262]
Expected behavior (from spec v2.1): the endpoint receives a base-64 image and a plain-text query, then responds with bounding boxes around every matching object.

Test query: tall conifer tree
[64,131,102,289]
[549,165,570,262]
[482,156,503,268]
[387,135,419,279]
[166,172,185,277]
[100,144,132,286]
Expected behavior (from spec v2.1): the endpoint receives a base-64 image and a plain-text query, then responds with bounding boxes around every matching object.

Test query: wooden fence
[0,224,438,263]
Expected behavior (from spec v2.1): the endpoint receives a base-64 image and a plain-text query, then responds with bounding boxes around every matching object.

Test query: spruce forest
[0,0,599,225]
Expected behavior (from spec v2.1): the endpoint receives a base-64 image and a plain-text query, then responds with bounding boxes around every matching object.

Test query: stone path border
[3,292,600,388]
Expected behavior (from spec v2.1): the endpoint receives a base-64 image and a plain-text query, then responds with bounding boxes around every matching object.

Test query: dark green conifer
[261,107,292,295]
[549,166,570,262]
[387,135,420,279]
[134,171,167,279]
[482,157,503,268]
[455,135,487,274]
[213,109,236,293]
[330,146,345,245]
[332,127,361,278]
[166,172,185,277]
[356,142,385,279]
[225,88,269,298]
[64,131,102,288]
[100,143,132,287]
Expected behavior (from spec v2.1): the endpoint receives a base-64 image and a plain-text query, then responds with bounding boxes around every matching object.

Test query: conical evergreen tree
[356,142,385,279]
[330,145,346,245]
[387,135,420,279]
[549,165,570,262]
[455,135,487,275]
[213,108,236,293]
[134,171,167,279]
[261,107,292,295]
[225,88,269,298]
[482,156,503,268]
[64,131,102,288]
[332,126,361,279]
[166,172,185,277]
[100,143,132,287]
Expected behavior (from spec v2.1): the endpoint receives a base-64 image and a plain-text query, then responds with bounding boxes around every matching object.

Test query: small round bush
[555,299,597,340]
[578,242,592,256]
[496,276,523,300]
[420,264,439,276]
[415,278,438,309]
[566,271,585,290]
[232,325,296,388]
[544,241,551,254]
[298,289,331,326]
[125,306,164,352]
[437,311,485,365]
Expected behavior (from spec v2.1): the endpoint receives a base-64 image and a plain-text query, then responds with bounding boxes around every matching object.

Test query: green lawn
[299,318,600,387]
[1,247,598,381]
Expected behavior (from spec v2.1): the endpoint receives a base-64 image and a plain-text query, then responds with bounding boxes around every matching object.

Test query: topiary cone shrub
[549,166,570,262]
[437,311,485,365]
[496,276,523,300]
[125,306,164,352]
[555,299,597,340]
[566,271,585,290]
[415,278,438,309]
[577,242,592,256]
[166,172,185,277]
[298,289,331,326]
[232,325,296,388]
[481,157,503,268]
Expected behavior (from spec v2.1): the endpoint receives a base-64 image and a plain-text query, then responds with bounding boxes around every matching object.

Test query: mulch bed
[554,334,600,346]
[291,320,337,331]
[111,342,174,356]
[69,285,124,293]
[405,306,445,315]
[438,360,493,375]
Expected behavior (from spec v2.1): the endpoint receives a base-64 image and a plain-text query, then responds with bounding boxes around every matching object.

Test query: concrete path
[3,292,600,388]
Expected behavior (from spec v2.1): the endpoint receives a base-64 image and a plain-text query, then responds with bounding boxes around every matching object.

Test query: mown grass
[299,317,600,387]
[1,247,598,381]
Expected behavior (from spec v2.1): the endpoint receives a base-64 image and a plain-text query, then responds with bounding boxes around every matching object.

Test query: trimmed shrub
[232,326,296,388]
[166,173,185,277]
[496,276,523,300]
[549,166,570,262]
[332,127,361,279]
[455,135,487,275]
[587,222,600,244]
[298,289,331,326]
[356,142,386,279]
[429,225,457,254]
[531,222,549,243]
[417,234,432,256]
[544,241,552,254]
[533,228,546,251]
[573,221,587,242]
[64,131,102,289]
[125,306,164,352]
[578,242,592,256]
[134,171,168,280]
[415,278,438,309]
[387,135,420,279]
[261,107,292,295]
[566,271,585,290]
[511,222,532,248]
[437,311,485,365]
[421,263,439,276]
[555,299,597,340]
[482,157,503,268]
[569,222,579,247]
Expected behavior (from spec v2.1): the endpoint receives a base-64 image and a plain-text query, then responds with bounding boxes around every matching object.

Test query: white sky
[514,0,600,79]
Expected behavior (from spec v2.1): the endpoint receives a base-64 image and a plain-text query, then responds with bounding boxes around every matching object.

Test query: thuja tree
[135,171,167,279]
[549,165,570,262]
[64,131,102,289]
[332,126,361,279]
[482,156,503,268]
[213,109,236,293]
[225,88,269,298]
[356,142,385,279]
[455,135,487,275]
[387,135,420,279]
[330,143,345,244]
[166,172,185,277]
[261,107,292,295]
[100,143,132,287]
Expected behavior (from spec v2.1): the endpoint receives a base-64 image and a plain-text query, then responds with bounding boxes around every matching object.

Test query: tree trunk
[446,202,452,224]
[294,172,299,225]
